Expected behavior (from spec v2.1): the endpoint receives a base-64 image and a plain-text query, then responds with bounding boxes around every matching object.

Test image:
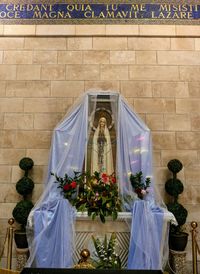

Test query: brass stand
[191,221,199,274]
[7,219,15,270]
[169,249,187,274]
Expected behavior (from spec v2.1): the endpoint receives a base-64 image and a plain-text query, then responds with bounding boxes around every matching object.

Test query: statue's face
[99,117,106,128]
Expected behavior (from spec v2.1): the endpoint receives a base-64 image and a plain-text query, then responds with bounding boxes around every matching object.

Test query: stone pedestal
[16,248,29,271]
[169,249,187,274]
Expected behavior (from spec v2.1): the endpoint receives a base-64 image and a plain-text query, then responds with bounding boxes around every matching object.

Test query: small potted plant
[165,159,188,251]
[12,157,34,248]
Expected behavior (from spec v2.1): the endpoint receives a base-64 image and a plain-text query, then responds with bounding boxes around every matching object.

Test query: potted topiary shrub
[12,157,34,248]
[165,159,188,251]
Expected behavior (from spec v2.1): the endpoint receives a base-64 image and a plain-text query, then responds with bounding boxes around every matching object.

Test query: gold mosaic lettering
[131,4,146,11]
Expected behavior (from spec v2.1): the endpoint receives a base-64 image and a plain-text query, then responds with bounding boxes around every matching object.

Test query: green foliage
[167,159,183,174]
[12,200,34,230]
[52,171,122,223]
[130,171,151,199]
[92,233,121,269]
[12,157,35,230]
[165,178,184,198]
[16,177,34,197]
[19,157,34,172]
[165,159,188,233]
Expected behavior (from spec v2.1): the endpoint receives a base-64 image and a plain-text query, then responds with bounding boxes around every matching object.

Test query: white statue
[91,117,114,175]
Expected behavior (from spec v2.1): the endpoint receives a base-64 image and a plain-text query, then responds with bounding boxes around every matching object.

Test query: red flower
[111,176,116,184]
[63,184,71,191]
[71,181,77,189]
[101,173,109,183]
[135,188,142,194]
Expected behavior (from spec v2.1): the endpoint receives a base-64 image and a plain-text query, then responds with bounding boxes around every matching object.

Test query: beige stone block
[0,149,25,165]
[139,25,175,36]
[34,113,62,130]
[180,66,200,81]
[0,203,16,219]
[84,81,120,92]
[128,37,170,50]
[152,132,176,150]
[121,81,152,97]
[180,186,200,205]
[176,99,200,113]
[153,151,161,167]
[0,51,3,64]
[51,81,84,97]
[129,66,179,81]
[66,65,99,80]
[176,26,200,36]
[58,51,83,64]
[0,25,3,35]
[56,98,73,113]
[25,38,66,50]
[83,51,109,64]
[188,82,200,97]
[0,114,3,129]
[33,51,57,64]
[152,82,188,98]
[2,130,51,149]
[100,65,128,80]
[0,98,23,112]
[191,114,200,131]
[36,25,75,36]
[26,149,49,165]
[17,65,40,80]
[0,38,24,50]
[68,37,92,50]
[161,150,198,167]
[146,114,164,130]
[134,99,175,114]
[11,165,25,183]
[4,114,33,130]
[6,81,50,97]
[176,132,200,149]
[93,38,127,50]
[0,81,6,97]
[28,165,46,184]
[4,25,35,36]
[106,25,138,36]
[0,184,19,203]
[158,51,200,65]
[24,98,59,113]
[154,167,170,185]
[110,51,135,64]
[0,166,11,183]
[164,114,191,131]
[0,65,16,80]
[3,51,33,65]
[185,167,200,185]
[41,65,65,80]
[136,51,156,64]
[75,25,105,35]
[171,38,195,50]
[195,38,200,50]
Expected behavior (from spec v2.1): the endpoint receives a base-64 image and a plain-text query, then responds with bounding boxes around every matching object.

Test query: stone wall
[0,24,200,268]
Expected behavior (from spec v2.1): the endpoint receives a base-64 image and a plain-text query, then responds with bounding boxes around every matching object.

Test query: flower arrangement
[130,171,151,199]
[92,233,121,269]
[51,171,121,223]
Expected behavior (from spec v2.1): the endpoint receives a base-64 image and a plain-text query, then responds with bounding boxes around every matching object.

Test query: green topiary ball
[167,202,188,227]
[12,200,34,228]
[167,159,183,174]
[19,157,34,171]
[16,176,34,196]
[165,178,184,197]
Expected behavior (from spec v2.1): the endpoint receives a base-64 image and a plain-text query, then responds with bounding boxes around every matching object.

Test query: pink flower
[71,181,77,189]
[141,189,147,195]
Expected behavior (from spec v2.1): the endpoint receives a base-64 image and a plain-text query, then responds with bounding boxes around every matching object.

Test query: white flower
[141,189,146,195]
